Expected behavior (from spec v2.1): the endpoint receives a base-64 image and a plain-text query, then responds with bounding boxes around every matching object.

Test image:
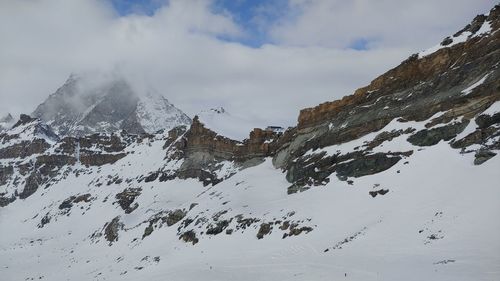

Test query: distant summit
[32,74,191,136]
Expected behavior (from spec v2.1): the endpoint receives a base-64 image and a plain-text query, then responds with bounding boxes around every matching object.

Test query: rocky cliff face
[297,11,499,131]
[110,115,284,187]
[270,6,500,193]
[32,74,191,137]
[160,116,281,185]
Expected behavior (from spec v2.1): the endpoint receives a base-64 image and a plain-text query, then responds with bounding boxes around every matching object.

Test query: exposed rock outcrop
[104,216,124,245]
[163,116,282,185]
[115,188,142,214]
[407,121,469,146]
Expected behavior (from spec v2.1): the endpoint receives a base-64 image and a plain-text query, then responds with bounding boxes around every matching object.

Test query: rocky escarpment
[160,116,282,185]
[296,10,500,131]
[270,6,500,193]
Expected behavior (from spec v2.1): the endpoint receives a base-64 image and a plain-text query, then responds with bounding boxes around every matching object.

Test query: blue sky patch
[212,0,291,47]
[348,38,379,51]
[110,0,166,16]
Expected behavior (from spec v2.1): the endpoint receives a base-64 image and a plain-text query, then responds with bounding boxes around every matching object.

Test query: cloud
[270,0,496,49]
[0,0,496,131]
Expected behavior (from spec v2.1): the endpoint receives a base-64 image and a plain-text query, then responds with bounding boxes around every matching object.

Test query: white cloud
[271,0,497,49]
[0,0,496,131]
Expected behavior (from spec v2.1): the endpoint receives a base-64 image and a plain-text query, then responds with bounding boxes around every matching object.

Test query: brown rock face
[165,116,283,184]
[268,5,500,192]
[297,6,500,130]
[182,116,280,161]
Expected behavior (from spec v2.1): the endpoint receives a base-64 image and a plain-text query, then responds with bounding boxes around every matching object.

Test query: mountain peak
[32,74,191,136]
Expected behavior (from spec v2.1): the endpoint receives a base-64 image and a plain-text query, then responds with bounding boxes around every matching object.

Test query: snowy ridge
[1,116,59,146]
[136,93,191,134]
[419,19,494,58]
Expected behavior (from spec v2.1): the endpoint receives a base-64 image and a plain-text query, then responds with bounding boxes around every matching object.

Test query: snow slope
[135,92,191,134]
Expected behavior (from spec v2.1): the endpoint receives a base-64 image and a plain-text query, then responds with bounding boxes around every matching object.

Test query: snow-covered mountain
[32,74,191,136]
[1,5,500,281]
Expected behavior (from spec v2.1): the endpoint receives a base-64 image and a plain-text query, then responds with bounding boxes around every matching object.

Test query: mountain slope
[1,141,498,281]
[272,7,500,193]
[32,74,191,136]
[0,5,499,281]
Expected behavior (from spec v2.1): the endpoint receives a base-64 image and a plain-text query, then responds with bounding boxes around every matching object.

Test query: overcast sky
[0,0,496,127]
